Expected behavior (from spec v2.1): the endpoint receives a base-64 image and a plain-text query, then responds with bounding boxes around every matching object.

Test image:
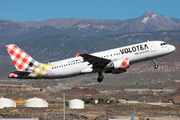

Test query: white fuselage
[45,41,175,79]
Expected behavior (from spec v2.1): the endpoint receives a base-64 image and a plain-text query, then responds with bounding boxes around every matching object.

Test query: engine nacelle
[106,58,129,69]
[105,58,129,74]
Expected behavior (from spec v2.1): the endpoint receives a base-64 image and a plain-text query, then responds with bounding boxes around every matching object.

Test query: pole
[63,90,65,120]
[169,111,171,120]
[143,93,145,102]
[20,90,22,100]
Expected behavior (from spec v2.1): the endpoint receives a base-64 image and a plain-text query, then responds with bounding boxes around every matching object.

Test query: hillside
[0,40,180,81]
[0,34,136,63]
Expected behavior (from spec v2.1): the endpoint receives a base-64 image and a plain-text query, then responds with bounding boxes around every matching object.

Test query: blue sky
[0,0,180,22]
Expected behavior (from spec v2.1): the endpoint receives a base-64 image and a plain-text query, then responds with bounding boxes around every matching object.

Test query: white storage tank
[118,99,126,104]
[0,97,16,109]
[69,99,84,109]
[24,97,48,108]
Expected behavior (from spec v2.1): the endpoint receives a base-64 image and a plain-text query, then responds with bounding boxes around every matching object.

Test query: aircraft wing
[76,53,111,69]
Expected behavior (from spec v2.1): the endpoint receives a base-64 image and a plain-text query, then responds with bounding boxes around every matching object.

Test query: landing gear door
[149,42,156,52]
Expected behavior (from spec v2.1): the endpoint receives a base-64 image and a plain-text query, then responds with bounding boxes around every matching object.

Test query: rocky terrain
[0,82,180,120]
[0,103,180,120]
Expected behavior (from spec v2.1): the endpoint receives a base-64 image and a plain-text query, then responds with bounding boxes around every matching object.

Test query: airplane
[5,40,175,82]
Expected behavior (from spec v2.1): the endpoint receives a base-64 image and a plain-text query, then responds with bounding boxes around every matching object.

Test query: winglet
[75,52,81,57]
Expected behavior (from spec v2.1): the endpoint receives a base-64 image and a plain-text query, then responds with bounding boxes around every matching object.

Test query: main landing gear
[97,72,104,82]
[153,59,158,69]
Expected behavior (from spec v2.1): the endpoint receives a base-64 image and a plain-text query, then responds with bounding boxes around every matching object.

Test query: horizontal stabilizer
[11,71,31,78]
[12,71,31,75]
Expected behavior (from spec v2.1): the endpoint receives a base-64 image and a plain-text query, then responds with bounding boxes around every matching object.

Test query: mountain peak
[139,10,156,18]
[143,10,155,16]
[137,11,157,24]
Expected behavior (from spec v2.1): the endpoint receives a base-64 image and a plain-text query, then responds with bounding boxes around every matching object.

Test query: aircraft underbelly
[50,64,88,78]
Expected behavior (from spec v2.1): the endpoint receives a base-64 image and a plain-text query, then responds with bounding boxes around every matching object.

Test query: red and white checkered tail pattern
[5,44,39,71]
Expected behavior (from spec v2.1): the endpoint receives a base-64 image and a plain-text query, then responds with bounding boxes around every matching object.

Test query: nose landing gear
[153,59,158,69]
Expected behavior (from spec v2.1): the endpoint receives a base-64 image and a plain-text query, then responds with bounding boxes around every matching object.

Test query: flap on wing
[77,53,111,68]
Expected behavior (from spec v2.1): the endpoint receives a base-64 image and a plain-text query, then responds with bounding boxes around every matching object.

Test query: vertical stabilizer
[5,44,53,78]
[5,44,39,71]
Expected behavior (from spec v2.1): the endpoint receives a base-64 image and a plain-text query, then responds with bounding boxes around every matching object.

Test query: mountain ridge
[1,10,180,37]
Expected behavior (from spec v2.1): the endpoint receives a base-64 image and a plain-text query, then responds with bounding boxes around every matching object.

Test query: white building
[69,99,84,109]
[24,97,48,108]
[0,97,16,109]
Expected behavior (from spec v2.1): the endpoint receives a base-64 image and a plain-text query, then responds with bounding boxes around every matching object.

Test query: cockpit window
[161,43,167,46]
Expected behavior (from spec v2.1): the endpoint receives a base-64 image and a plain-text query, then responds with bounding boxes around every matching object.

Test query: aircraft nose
[169,45,176,52]
[171,45,176,52]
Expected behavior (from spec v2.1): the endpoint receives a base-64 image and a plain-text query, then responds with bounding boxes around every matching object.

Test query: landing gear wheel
[154,65,158,69]
[152,59,158,69]
[97,74,104,82]
[97,78,103,82]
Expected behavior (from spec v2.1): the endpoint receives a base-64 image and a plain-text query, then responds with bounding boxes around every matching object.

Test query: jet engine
[105,58,129,74]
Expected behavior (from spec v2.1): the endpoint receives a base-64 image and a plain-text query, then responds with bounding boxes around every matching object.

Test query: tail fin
[5,44,39,71]
[5,44,53,78]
